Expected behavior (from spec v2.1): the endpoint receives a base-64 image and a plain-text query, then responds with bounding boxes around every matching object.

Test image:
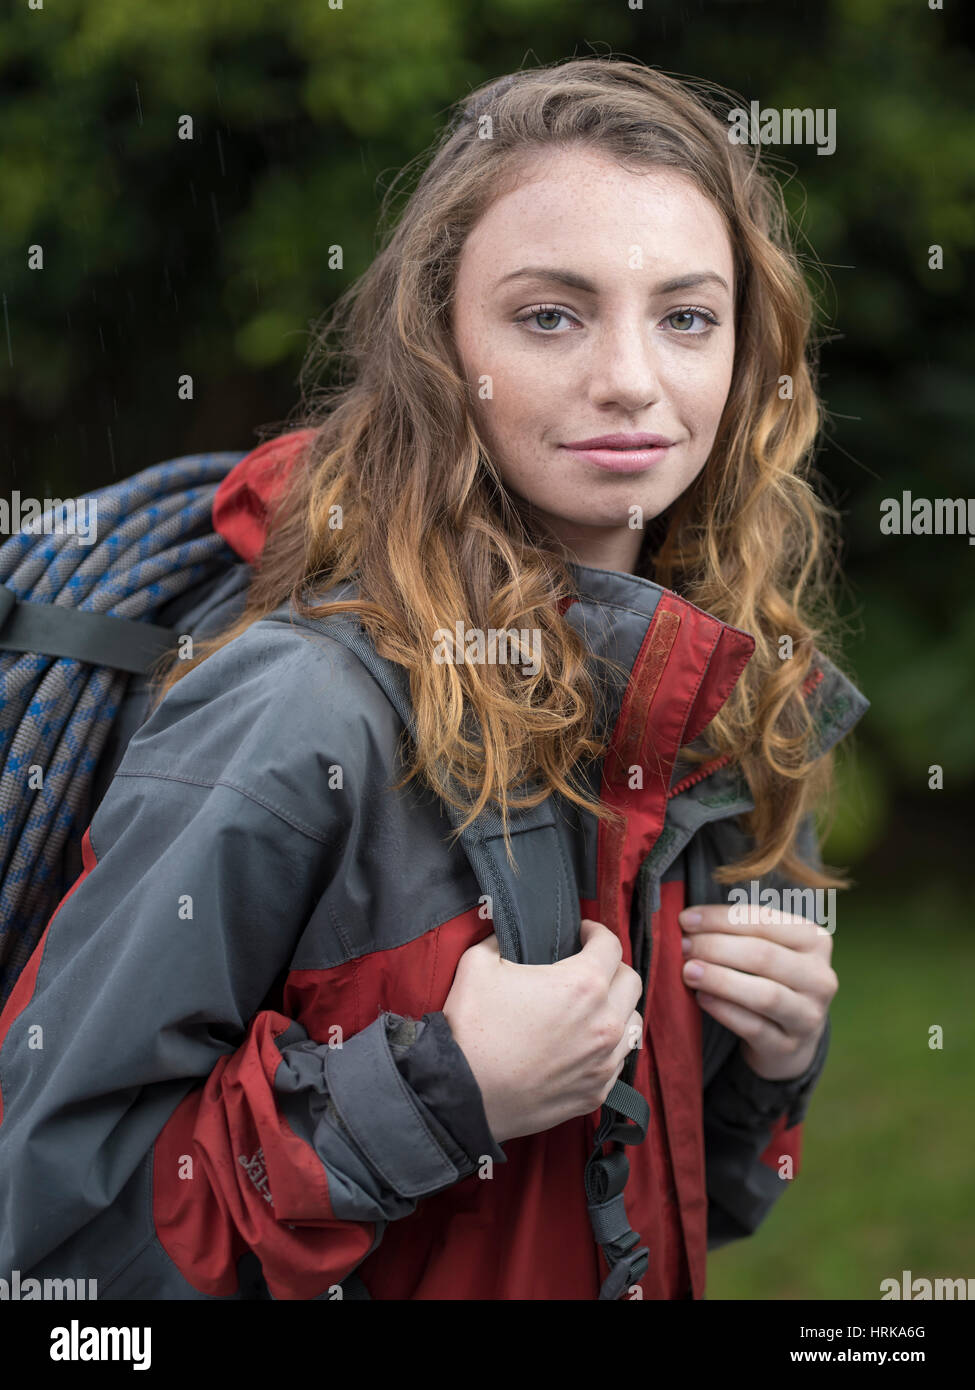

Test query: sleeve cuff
[392,1012,506,1172]
[324,1011,506,1202]
[709,1015,831,1130]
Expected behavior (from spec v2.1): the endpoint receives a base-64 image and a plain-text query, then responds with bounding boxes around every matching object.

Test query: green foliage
[1,0,972,879]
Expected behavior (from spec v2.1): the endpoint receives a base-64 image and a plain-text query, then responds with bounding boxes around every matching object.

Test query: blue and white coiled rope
[0,453,243,1004]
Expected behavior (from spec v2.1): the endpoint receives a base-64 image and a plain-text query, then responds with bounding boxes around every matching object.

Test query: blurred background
[1,0,972,1297]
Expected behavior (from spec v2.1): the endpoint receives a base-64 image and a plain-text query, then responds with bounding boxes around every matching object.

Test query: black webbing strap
[0,586,181,676]
[585,1077,650,1300]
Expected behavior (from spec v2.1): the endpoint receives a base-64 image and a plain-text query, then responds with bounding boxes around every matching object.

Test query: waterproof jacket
[0,430,869,1300]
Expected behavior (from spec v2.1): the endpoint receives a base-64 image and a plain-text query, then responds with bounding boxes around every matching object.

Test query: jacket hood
[212,428,318,568]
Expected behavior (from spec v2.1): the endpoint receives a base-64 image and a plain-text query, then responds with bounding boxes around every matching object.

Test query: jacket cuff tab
[325,1013,462,1199]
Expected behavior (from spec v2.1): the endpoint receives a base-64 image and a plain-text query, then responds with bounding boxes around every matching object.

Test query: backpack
[0,449,648,1298]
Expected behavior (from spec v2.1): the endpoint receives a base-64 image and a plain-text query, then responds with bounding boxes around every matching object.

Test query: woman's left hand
[677,904,838,1081]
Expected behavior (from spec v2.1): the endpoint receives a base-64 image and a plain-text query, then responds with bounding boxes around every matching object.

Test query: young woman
[0,57,867,1301]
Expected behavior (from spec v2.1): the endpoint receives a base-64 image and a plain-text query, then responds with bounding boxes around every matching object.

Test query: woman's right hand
[442,918,644,1145]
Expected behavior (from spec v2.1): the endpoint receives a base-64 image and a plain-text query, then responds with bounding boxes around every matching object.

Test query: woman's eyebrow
[495,266,731,296]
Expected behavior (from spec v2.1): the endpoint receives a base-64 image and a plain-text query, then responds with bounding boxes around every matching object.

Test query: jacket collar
[564,560,868,775]
[563,562,754,783]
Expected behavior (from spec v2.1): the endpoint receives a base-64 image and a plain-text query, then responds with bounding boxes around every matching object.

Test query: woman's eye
[664,307,718,334]
[516,305,577,332]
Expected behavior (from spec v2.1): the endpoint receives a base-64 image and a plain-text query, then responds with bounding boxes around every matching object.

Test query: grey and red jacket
[0,431,869,1300]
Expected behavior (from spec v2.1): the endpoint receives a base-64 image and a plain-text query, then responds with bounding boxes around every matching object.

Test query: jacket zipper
[666,752,733,801]
[621,752,736,1087]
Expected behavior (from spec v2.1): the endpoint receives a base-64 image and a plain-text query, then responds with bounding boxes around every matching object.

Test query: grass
[706,881,975,1299]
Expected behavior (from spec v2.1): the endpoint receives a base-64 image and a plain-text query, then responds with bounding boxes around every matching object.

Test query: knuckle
[803,999,826,1033]
[759,980,782,1014]
[757,940,778,976]
[573,967,603,1005]
[591,1013,620,1052]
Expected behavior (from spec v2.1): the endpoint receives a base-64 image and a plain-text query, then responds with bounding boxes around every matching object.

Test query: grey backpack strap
[313,613,579,966]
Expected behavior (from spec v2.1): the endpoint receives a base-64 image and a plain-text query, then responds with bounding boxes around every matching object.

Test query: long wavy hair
[151,56,852,888]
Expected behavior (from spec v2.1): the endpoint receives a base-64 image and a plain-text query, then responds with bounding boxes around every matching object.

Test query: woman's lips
[559,443,674,473]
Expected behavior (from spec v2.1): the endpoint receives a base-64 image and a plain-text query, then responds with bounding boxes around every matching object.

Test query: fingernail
[680,935,693,956]
[684,961,703,982]
[680,910,702,925]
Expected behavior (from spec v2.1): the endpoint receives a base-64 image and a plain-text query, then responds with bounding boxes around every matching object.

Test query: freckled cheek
[667,358,735,440]
[482,367,552,440]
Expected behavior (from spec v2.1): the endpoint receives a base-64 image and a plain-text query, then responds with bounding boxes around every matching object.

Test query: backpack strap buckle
[585,1081,651,1300]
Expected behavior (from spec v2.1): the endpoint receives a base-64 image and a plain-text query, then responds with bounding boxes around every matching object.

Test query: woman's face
[451,148,737,574]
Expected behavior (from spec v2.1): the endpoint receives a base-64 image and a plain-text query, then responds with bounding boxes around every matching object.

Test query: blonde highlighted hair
[152,56,851,888]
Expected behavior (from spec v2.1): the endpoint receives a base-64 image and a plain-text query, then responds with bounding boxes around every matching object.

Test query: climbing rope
[0,452,243,1004]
